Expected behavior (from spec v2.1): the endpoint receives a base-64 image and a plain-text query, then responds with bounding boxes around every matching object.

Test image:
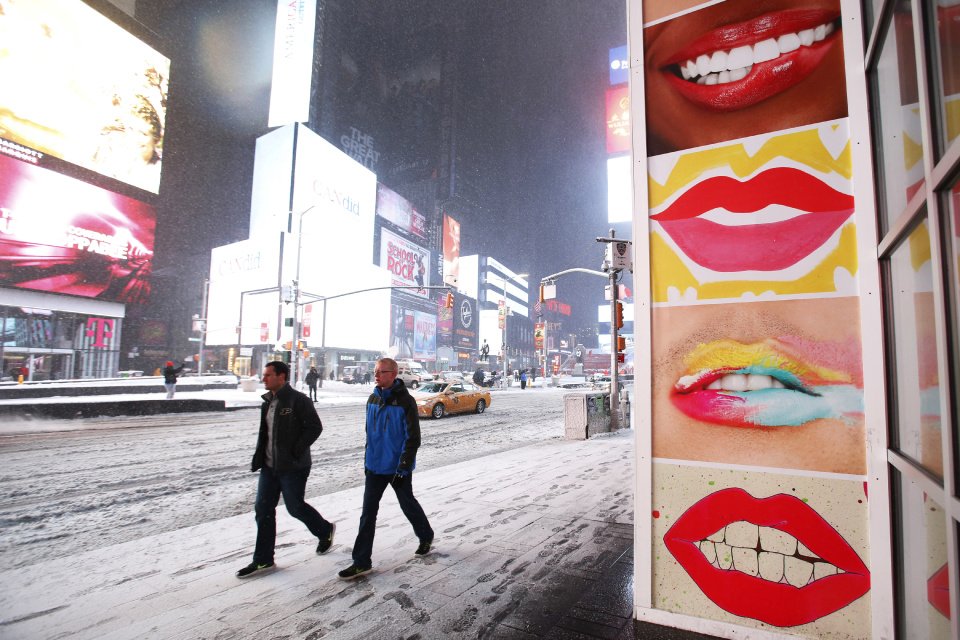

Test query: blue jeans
[253,466,332,565]
[351,472,433,569]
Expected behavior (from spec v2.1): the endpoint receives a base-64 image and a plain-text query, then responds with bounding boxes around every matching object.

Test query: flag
[534,300,542,316]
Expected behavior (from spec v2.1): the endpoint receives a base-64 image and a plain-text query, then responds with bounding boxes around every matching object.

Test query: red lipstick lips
[664,487,870,627]
[661,10,842,111]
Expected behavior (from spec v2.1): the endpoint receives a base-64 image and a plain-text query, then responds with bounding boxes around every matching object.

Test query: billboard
[453,292,478,351]
[606,86,631,154]
[413,310,436,361]
[267,0,316,127]
[443,214,461,287]
[379,227,430,298]
[0,0,170,194]
[607,155,631,223]
[0,154,156,303]
[376,183,426,239]
[609,45,628,85]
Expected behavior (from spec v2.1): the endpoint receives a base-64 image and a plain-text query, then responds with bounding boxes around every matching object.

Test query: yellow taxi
[413,380,492,419]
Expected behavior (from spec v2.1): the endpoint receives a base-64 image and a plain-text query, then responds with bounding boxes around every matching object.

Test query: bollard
[17,374,24,384]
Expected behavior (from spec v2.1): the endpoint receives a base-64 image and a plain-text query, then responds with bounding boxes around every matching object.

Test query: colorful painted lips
[671,337,863,428]
[661,10,842,111]
[650,167,854,273]
[664,487,870,627]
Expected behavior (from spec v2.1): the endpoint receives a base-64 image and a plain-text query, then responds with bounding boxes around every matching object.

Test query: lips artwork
[671,336,863,428]
[663,487,870,627]
[648,123,857,302]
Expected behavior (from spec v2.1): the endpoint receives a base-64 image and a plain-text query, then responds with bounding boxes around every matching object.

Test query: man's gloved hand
[391,469,410,487]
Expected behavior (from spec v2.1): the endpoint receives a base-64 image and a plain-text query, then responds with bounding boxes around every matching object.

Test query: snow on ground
[0,387,571,571]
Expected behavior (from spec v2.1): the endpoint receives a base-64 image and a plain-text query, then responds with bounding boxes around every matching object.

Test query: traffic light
[445,292,454,308]
[539,284,545,303]
[614,301,624,329]
[616,336,626,352]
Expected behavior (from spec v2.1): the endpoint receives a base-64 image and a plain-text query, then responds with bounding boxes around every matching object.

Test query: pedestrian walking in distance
[162,360,184,399]
[236,361,336,579]
[305,366,320,402]
[338,357,434,580]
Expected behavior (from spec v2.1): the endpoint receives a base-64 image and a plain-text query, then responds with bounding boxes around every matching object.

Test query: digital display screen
[0,154,156,303]
[0,0,170,194]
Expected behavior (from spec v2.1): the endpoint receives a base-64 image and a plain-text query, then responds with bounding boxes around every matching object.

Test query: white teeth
[732,547,760,576]
[725,521,758,548]
[706,527,725,543]
[758,551,785,582]
[759,526,796,555]
[797,541,820,560]
[716,543,734,569]
[700,541,718,563]
[727,45,753,69]
[752,38,780,64]
[704,373,785,392]
[784,556,814,587]
[777,33,801,53]
[708,50,728,73]
[679,20,835,84]
[813,561,838,580]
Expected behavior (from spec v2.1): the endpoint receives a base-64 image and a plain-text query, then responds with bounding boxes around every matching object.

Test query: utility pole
[597,229,632,431]
[197,278,209,374]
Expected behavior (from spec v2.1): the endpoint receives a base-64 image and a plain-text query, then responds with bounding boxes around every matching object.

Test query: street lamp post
[289,205,316,386]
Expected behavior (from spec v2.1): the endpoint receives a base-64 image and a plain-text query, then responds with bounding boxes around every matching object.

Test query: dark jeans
[351,472,433,568]
[253,466,332,565]
[307,384,317,400]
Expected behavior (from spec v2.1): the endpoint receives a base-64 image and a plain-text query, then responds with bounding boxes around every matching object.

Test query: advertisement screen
[0,0,170,194]
[379,227,430,298]
[453,292,477,351]
[376,183,427,239]
[267,0,316,127]
[442,214,461,287]
[0,154,156,303]
[413,310,436,361]
[608,155,631,223]
[606,86,631,154]
[609,45,628,85]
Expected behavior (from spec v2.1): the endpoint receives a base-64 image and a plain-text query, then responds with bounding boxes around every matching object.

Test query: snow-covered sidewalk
[0,430,636,640]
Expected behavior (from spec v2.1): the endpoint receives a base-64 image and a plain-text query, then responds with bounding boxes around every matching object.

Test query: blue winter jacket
[364,378,421,475]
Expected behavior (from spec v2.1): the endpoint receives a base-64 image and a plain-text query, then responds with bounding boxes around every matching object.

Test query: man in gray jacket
[236,360,336,578]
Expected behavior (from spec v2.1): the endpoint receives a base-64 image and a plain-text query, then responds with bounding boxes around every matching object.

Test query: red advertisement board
[443,214,461,286]
[0,154,156,303]
[606,86,631,154]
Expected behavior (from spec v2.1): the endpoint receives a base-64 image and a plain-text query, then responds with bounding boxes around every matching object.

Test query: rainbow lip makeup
[671,338,863,428]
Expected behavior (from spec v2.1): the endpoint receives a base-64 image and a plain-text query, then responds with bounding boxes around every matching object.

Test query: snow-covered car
[436,370,465,381]
[414,381,492,419]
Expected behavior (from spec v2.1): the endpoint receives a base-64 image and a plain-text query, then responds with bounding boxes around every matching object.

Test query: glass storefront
[0,307,121,381]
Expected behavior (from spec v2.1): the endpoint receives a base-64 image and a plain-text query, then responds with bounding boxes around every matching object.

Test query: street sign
[606,240,632,271]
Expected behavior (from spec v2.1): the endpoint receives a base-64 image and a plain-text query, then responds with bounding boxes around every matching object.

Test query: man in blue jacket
[338,357,434,579]
[236,361,336,578]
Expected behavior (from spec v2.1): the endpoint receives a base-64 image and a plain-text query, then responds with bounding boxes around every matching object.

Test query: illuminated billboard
[268,0,316,127]
[609,45,628,85]
[606,86,631,154]
[379,227,431,298]
[376,183,427,239]
[607,155,632,223]
[0,0,170,194]
[443,214,461,287]
[0,154,156,303]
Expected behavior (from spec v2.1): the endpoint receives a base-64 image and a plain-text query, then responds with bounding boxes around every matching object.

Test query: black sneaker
[415,539,433,556]
[316,523,336,555]
[337,564,372,580]
[236,562,275,579]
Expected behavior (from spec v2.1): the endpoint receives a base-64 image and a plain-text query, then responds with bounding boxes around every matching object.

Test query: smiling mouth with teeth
[673,18,840,86]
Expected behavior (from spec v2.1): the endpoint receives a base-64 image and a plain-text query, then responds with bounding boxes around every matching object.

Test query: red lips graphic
[651,167,854,272]
[664,487,870,627]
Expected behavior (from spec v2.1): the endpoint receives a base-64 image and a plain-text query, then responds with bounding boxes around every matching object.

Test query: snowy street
[0,387,569,571]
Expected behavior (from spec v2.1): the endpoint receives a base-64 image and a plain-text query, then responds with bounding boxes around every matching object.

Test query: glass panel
[894,471,952,638]
[872,0,926,231]
[945,182,960,493]
[930,0,960,150]
[888,218,946,478]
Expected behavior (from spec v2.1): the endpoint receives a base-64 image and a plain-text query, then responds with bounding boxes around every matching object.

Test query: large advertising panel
[379,227,430,298]
[0,154,156,304]
[267,0,316,127]
[376,183,427,239]
[453,292,478,351]
[609,45,628,85]
[443,214,461,287]
[205,236,283,346]
[413,310,436,361]
[606,86,631,154]
[607,155,631,223]
[0,0,170,194]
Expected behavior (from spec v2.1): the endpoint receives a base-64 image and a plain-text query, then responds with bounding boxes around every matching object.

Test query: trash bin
[240,377,259,392]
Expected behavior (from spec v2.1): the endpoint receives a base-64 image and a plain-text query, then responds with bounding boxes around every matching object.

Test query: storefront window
[930,0,960,151]
[872,0,926,231]
[887,218,945,478]
[893,470,952,638]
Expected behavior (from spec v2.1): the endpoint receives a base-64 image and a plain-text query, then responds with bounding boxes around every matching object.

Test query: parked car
[413,380,492,419]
